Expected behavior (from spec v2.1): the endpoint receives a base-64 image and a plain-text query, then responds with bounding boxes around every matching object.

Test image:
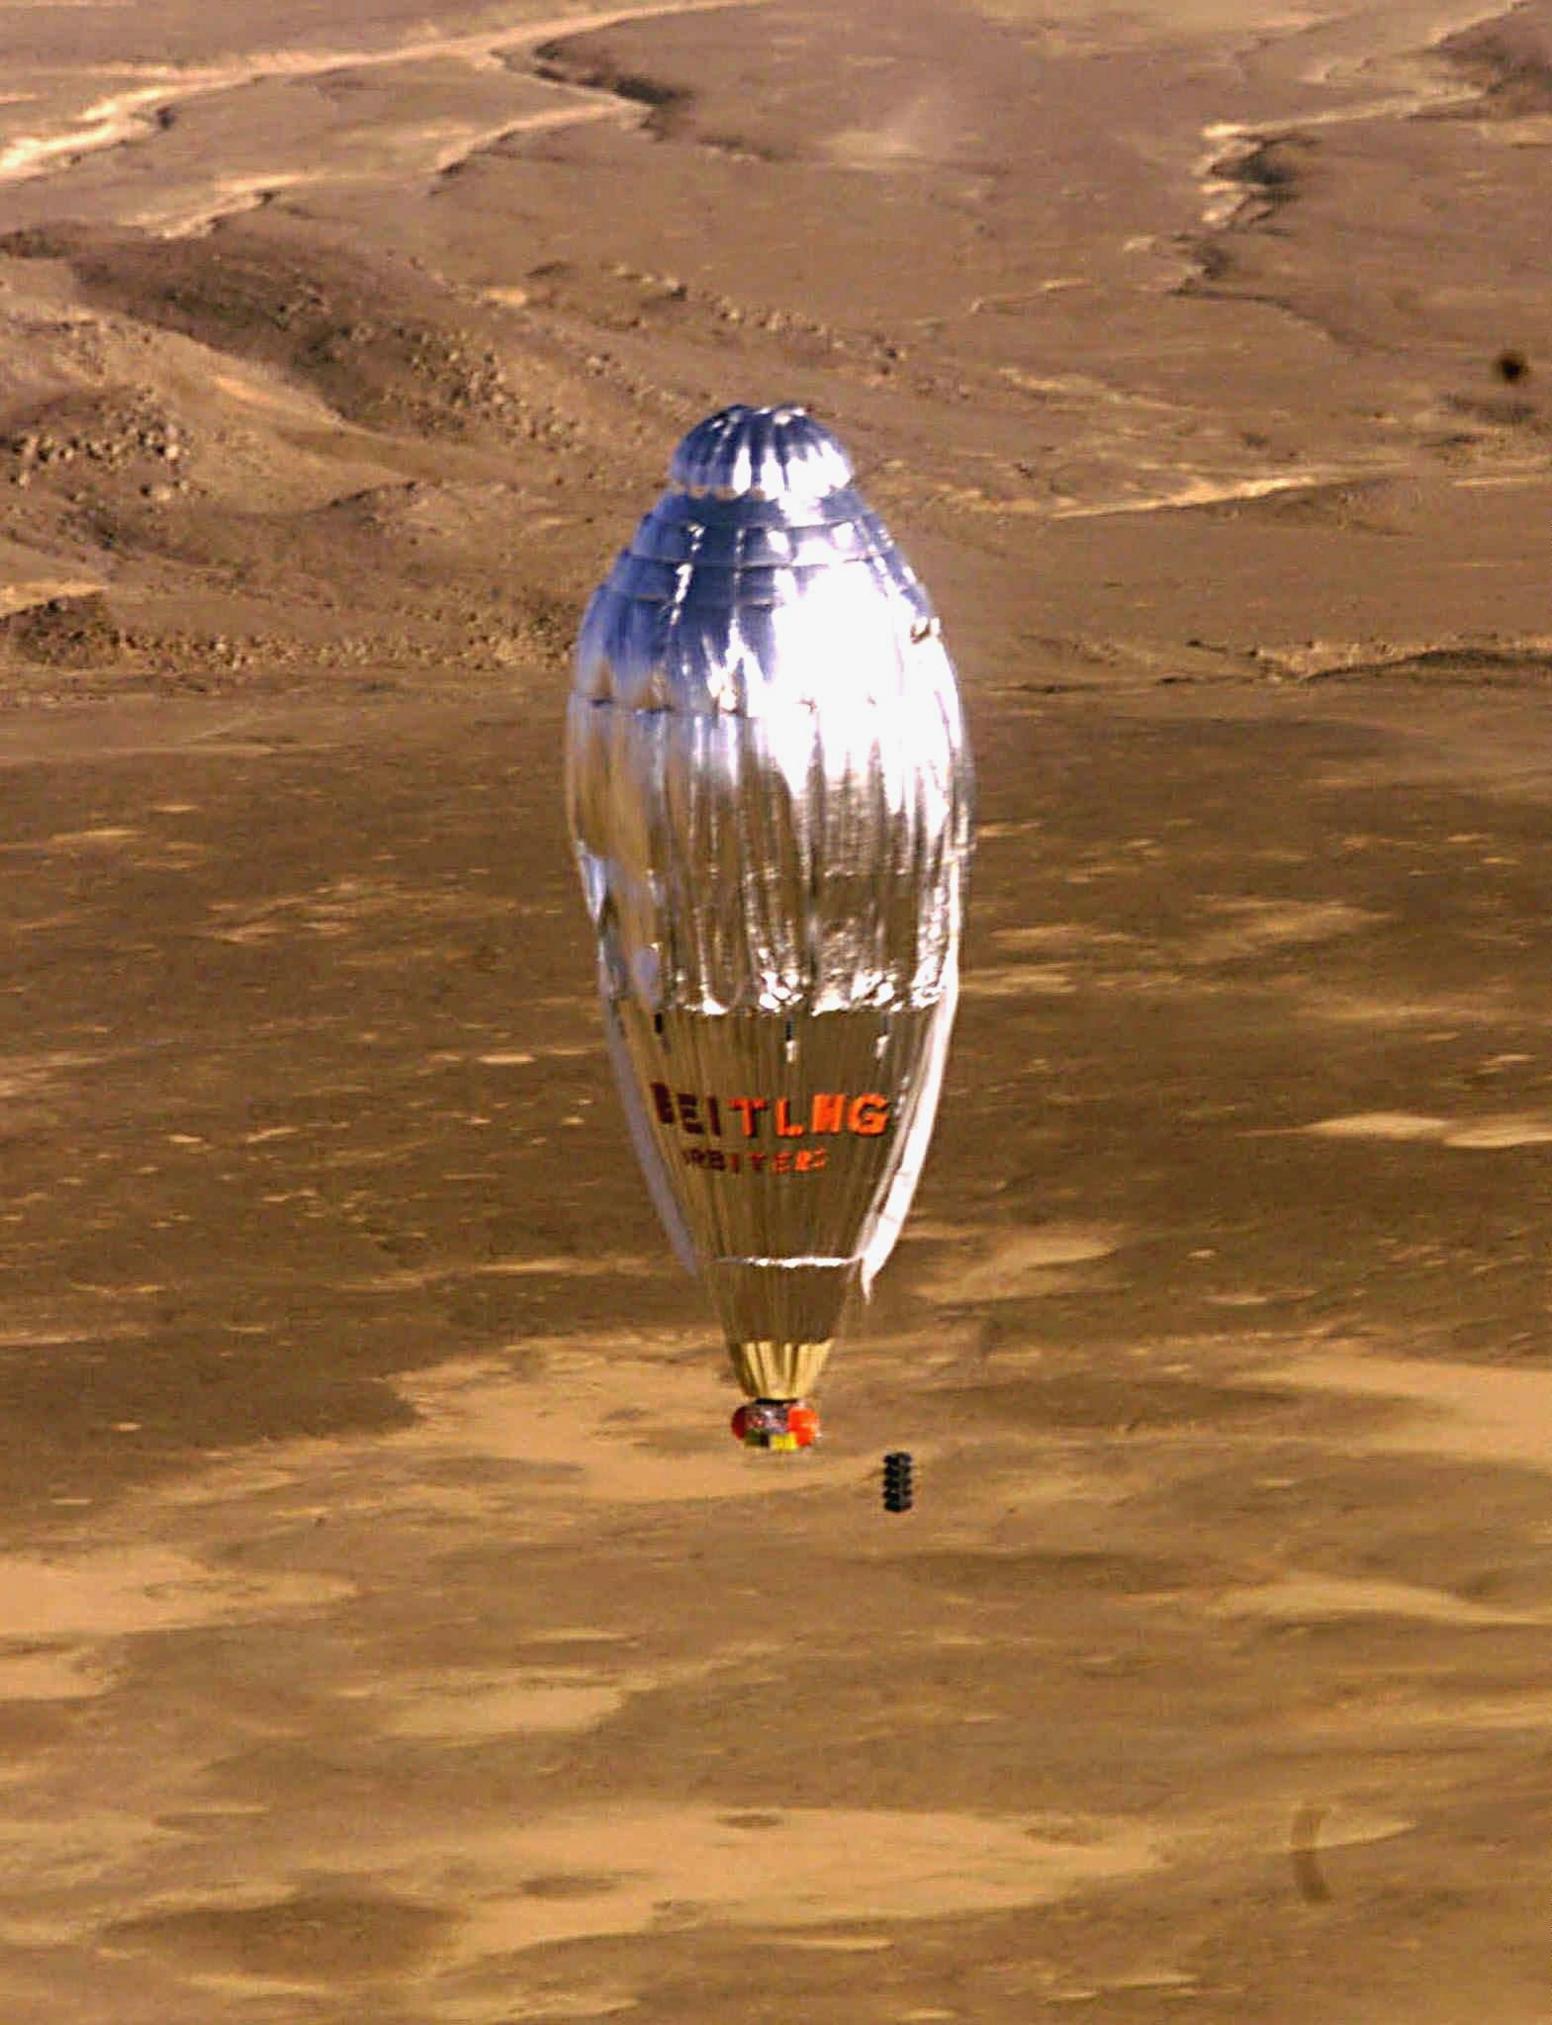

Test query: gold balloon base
[728,1339,832,1402]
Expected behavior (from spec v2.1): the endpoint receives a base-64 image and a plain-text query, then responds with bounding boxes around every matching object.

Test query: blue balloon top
[669,404,854,502]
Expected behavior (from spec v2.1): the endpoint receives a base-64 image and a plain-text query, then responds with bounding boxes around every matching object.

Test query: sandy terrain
[5,0,1552,2017]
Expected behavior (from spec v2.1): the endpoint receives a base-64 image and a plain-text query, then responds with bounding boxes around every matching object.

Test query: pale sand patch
[0,1051,106,1102]
[958,963,1076,999]
[0,1546,352,1643]
[522,1627,631,1645]
[342,1642,797,1745]
[496,1995,639,2021]
[207,367,339,422]
[473,1255,659,1278]
[362,1671,626,1740]
[142,103,629,238]
[1290,1686,1552,1741]
[205,878,518,944]
[1302,1112,1450,1140]
[995,922,1141,954]
[42,826,140,849]
[776,1935,895,1951]
[923,1226,1119,1303]
[978,0,1358,31]
[148,172,310,241]
[1266,1352,1552,1476]
[1045,469,1367,522]
[0,572,102,619]
[334,1254,664,1295]
[450,1805,1161,1953]
[1210,1573,1544,1628]
[1444,1115,1552,1149]
[0,1644,109,1702]
[1188,897,1380,963]
[1100,1970,1201,1993]
[386,1342,835,1505]
[1278,1808,1415,1856]
[86,1801,1158,1970]
[898,1217,984,1243]
[1302,1112,1552,1147]
[0,1810,172,1891]
[1303,988,1514,1027]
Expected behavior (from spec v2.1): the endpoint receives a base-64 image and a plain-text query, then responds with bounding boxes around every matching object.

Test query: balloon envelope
[567,405,972,1406]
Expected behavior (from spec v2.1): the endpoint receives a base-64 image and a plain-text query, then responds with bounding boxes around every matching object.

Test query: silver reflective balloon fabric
[567,405,972,1402]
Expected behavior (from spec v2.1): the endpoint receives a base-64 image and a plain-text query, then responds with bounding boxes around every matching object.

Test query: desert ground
[5,0,1552,2017]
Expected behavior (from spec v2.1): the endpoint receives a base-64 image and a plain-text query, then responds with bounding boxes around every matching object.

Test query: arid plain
[5,0,1552,2018]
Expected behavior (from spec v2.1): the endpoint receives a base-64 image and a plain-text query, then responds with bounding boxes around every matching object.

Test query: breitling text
[649,1084,891,1139]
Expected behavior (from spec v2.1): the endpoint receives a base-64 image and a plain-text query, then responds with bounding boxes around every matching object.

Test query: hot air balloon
[566,404,971,1448]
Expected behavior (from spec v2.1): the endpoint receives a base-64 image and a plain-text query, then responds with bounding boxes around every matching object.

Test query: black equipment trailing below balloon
[882,1451,915,1513]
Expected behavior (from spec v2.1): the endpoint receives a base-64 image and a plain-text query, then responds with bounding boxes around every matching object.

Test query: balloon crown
[669,404,854,503]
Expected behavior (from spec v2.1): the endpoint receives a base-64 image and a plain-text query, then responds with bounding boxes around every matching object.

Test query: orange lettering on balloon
[773,1097,805,1138]
[728,1097,767,1139]
[810,1092,845,1134]
[848,1093,890,1136]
